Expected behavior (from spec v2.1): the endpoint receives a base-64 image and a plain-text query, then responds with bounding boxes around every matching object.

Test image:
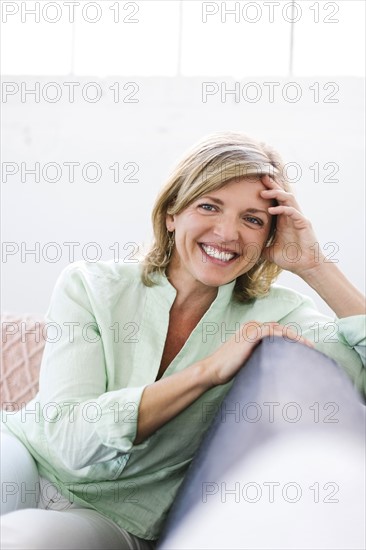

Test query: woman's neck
[166,268,218,313]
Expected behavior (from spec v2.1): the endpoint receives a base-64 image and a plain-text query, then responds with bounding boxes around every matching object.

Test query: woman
[1,131,365,549]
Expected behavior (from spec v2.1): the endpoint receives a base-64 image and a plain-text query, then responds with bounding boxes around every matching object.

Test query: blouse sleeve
[38,264,151,471]
[278,295,366,400]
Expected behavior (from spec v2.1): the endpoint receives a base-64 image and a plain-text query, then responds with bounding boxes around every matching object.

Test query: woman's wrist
[194,357,218,390]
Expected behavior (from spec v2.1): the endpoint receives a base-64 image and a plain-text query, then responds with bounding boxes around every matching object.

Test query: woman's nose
[213,217,240,242]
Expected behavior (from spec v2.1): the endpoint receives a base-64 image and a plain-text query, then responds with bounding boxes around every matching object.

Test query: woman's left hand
[260,174,324,277]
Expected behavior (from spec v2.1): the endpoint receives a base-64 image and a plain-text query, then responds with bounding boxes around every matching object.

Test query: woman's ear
[166,213,175,232]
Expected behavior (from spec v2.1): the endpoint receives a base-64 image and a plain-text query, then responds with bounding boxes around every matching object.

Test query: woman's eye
[198,203,217,212]
[245,216,264,226]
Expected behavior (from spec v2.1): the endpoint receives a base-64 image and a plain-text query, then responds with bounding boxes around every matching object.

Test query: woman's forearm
[300,261,366,318]
[133,360,213,445]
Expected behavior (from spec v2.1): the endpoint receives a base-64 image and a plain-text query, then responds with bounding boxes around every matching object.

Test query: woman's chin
[194,270,237,289]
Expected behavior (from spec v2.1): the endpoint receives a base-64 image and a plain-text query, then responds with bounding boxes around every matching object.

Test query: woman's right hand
[202,321,315,387]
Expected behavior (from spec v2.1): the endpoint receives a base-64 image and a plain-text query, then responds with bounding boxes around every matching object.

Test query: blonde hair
[141,131,291,302]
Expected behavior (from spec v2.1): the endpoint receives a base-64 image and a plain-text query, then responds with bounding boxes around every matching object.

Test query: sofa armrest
[158,337,366,549]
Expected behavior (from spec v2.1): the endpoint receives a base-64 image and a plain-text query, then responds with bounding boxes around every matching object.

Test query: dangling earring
[166,230,175,261]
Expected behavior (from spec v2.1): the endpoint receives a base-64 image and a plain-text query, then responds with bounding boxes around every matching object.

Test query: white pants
[0,429,157,550]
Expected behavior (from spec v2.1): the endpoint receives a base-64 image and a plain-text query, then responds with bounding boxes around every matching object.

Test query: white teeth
[201,244,236,262]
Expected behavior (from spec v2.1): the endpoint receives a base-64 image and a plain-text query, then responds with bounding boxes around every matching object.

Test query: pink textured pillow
[1,314,46,409]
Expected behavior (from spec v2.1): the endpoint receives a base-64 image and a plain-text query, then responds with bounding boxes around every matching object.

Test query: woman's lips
[198,243,240,265]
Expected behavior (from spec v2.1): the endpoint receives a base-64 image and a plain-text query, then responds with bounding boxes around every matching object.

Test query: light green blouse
[2,260,366,540]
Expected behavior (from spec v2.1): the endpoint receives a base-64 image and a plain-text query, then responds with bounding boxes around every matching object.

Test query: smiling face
[166,177,275,292]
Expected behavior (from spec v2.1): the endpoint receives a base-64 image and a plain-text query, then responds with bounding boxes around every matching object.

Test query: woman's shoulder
[265,283,313,306]
[54,259,143,290]
[232,283,317,319]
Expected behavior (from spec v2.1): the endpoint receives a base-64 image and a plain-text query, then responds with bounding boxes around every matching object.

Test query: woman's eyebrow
[201,197,270,219]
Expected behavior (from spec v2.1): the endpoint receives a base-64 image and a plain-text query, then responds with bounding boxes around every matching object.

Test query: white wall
[2,76,365,316]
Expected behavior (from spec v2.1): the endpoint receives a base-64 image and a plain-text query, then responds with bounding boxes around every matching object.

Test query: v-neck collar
[128,272,237,386]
